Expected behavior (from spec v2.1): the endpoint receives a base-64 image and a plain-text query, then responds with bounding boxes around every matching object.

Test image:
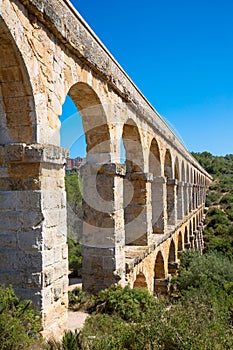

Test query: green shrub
[204,233,233,256]
[45,331,81,350]
[174,251,233,293]
[87,285,157,321]
[220,193,233,205]
[69,289,89,311]
[206,190,221,206]
[68,237,82,277]
[80,293,233,350]
[62,331,80,350]
[0,285,41,350]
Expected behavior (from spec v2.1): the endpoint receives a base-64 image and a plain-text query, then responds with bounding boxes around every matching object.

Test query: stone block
[17,251,43,270]
[0,191,17,210]
[16,190,42,210]
[18,229,43,253]
[0,211,22,231]
[22,210,44,230]
[0,232,17,249]
[43,267,54,287]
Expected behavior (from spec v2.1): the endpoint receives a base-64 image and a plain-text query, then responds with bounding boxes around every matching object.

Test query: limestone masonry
[0,0,211,339]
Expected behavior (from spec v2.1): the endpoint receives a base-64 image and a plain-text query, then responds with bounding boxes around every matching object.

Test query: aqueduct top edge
[15,0,212,179]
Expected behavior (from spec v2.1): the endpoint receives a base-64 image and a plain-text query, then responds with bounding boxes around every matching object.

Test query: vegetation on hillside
[65,170,83,276]
[0,285,41,350]
[191,152,233,258]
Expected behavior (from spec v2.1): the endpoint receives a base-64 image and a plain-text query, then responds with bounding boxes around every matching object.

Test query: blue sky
[61,0,233,156]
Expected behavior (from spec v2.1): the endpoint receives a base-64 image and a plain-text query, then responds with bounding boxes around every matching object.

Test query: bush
[174,251,233,294]
[45,331,80,350]
[79,289,233,350]
[69,289,89,311]
[87,285,157,322]
[0,285,41,350]
[206,190,221,206]
[68,237,82,277]
[220,193,233,205]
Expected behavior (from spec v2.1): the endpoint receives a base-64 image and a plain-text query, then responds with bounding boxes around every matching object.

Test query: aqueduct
[0,0,211,338]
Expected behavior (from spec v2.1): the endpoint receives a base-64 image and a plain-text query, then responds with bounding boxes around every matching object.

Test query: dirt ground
[67,278,89,332]
[67,310,89,332]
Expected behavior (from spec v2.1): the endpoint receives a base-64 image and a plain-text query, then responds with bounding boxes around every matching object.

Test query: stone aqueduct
[0,0,211,338]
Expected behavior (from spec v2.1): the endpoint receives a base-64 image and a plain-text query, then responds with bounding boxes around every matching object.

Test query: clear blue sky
[61,0,233,156]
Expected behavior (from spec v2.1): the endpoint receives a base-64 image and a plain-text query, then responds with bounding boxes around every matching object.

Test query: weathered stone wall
[0,144,68,338]
[125,206,205,294]
[0,0,212,339]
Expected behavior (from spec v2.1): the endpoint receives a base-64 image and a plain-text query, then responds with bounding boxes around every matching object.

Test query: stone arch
[65,82,118,292]
[164,149,176,226]
[197,213,199,225]
[178,231,183,255]
[154,251,167,294]
[122,119,147,245]
[154,251,165,279]
[189,220,193,234]
[0,17,42,305]
[0,18,36,144]
[193,170,197,185]
[186,164,192,212]
[202,175,205,186]
[164,149,173,179]
[149,138,161,176]
[168,239,176,262]
[190,168,195,211]
[190,168,194,184]
[175,157,183,221]
[184,226,189,249]
[149,138,163,233]
[193,170,197,209]
[122,119,144,173]
[181,161,186,182]
[182,161,188,215]
[186,164,190,183]
[68,82,111,159]
[193,217,196,231]
[189,220,195,248]
[168,239,177,275]
[133,272,148,289]
[174,157,180,181]
[67,82,112,224]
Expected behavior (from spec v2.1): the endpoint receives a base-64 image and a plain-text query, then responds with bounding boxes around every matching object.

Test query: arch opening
[175,158,183,221]
[0,18,35,144]
[133,272,148,289]
[168,240,177,275]
[184,226,189,249]
[164,150,175,226]
[154,251,167,294]
[122,119,146,245]
[149,138,163,234]
[61,82,115,293]
[178,231,183,252]
[154,251,165,279]
[0,18,39,303]
[182,161,188,215]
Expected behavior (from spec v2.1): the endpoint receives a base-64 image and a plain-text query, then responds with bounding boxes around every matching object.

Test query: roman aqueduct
[0,0,211,338]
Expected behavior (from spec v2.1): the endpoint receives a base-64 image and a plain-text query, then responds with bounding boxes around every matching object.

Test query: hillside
[191,152,233,258]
